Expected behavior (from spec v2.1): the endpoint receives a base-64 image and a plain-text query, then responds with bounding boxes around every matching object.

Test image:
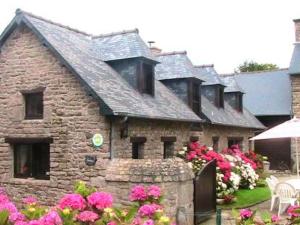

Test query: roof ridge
[194,64,214,68]
[156,51,187,56]
[16,8,91,36]
[92,28,139,39]
[220,68,289,77]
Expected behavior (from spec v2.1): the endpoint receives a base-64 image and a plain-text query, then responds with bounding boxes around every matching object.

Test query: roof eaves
[113,111,203,123]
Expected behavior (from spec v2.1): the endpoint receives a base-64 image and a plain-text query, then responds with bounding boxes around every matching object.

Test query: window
[188,80,201,115]
[139,63,154,95]
[228,137,243,150]
[192,83,200,115]
[24,92,43,119]
[215,86,224,108]
[237,93,243,112]
[212,136,219,152]
[131,137,146,159]
[161,137,176,159]
[14,143,50,180]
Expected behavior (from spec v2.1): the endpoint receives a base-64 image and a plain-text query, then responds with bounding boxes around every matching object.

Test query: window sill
[6,178,52,186]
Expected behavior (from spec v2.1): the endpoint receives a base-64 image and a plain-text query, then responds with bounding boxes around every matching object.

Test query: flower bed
[178,141,262,202]
[0,182,175,225]
[232,208,280,225]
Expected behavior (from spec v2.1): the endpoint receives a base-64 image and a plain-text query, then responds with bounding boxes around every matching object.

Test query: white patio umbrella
[250,117,300,177]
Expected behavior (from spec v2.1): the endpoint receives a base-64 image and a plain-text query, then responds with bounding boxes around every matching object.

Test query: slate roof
[221,76,245,93]
[155,52,204,81]
[154,51,264,129]
[221,69,292,116]
[194,65,225,86]
[289,43,300,75]
[92,29,157,62]
[0,9,201,122]
[201,96,265,129]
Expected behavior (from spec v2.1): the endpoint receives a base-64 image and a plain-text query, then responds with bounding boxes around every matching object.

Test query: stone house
[0,10,203,222]
[154,51,264,151]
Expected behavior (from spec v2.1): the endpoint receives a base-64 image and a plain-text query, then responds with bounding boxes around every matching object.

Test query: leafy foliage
[235,60,278,73]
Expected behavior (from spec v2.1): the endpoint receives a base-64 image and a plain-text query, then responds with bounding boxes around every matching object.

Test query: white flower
[187,162,193,169]
[178,151,185,155]
[182,147,187,151]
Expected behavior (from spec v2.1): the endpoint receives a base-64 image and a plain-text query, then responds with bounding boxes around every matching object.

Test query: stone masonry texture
[0,25,195,223]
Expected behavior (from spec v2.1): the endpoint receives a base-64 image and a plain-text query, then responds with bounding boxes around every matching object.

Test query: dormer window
[215,86,224,108]
[225,92,243,112]
[188,80,201,115]
[139,63,154,95]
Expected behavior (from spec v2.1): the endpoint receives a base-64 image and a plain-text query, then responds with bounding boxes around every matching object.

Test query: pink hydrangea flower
[23,196,37,205]
[0,202,18,214]
[9,212,26,223]
[0,194,9,204]
[107,221,117,225]
[77,211,99,222]
[271,215,280,222]
[40,211,62,225]
[87,192,113,210]
[130,185,148,201]
[148,185,161,199]
[15,221,28,225]
[138,204,161,217]
[58,194,86,210]
[28,220,40,225]
[240,209,253,219]
[143,219,155,225]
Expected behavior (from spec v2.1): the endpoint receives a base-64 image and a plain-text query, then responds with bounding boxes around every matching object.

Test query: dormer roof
[155,51,204,81]
[221,76,245,93]
[194,65,225,86]
[92,29,158,62]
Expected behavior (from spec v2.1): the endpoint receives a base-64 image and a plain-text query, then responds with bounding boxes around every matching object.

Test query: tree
[235,60,279,73]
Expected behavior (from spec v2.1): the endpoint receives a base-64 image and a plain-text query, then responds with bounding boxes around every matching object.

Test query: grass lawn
[218,186,271,209]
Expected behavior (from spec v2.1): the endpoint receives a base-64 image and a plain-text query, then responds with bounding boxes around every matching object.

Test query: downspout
[109,119,113,159]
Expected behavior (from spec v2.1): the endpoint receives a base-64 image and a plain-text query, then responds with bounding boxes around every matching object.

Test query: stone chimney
[150,47,162,55]
[294,19,300,42]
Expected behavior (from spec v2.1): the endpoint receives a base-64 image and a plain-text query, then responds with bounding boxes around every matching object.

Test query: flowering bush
[0,182,175,225]
[287,205,300,224]
[178,141,260,200]
[232,209,280,225]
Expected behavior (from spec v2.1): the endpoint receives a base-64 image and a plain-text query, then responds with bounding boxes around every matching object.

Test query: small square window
[163,142,175,159]
[132,142,144,159]
[24,92,43,119]
[14,143,50,180]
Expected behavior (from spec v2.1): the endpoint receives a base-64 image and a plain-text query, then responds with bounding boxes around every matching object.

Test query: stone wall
[202,124,256,151]
[105,158,194,224]
[0,24,195,222]
[111,118,196,158]
[0,25,111,204]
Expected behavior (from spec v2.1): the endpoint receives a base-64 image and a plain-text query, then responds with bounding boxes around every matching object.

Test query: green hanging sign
[92,133,103,148]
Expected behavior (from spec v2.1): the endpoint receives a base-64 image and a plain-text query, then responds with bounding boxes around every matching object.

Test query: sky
[0,0,300,73]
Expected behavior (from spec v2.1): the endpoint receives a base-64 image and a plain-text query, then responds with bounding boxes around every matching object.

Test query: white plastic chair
[266,178,279,211]
[274,182,298,216]
[270,175,279,184]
